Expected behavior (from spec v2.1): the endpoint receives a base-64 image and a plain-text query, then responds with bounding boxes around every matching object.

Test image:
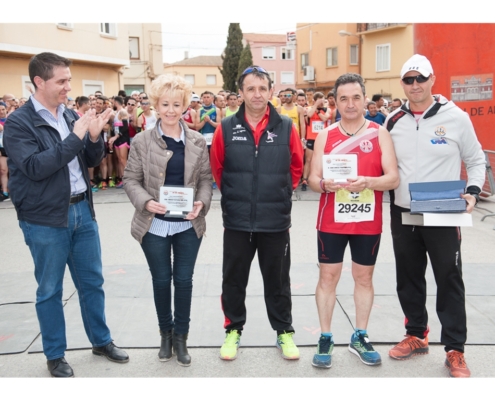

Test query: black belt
[70,192,86,205]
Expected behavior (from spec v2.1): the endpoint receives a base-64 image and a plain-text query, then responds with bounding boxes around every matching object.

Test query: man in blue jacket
[3,52,129,378]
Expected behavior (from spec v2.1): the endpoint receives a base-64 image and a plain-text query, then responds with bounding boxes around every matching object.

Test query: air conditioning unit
[303,66,315,81]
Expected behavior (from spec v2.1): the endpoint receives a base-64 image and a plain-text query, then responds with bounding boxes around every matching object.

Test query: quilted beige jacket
[123,119,212,243]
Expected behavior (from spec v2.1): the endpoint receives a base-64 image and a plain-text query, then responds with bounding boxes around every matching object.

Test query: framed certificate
[159,186,194,218]
[322,154,358,183]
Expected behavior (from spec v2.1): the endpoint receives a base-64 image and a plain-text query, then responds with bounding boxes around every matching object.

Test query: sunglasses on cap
[241,66,269,76]
[402,75,430,85]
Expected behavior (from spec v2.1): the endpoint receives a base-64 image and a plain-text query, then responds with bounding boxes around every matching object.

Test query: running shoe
[1,192,10,202]
[312,335,334,368]
[212,182,217,190]
[348,331,381,365]
[220,330,241,360]
[301,179,307,192]
[389,335,429,360]
[0,193,5,202]
[445,350,471,378]
[276,332,300,360]
[116,181,124,189]
[99,181,108,190]
[109,179,116,188]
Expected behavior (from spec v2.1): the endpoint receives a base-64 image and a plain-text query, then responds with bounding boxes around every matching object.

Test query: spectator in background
[108,96,129,189]
[0,101,9,201]
[390,98,403,112]
[371,94,389,117]
[76,96,90,117]
[365,101,386,125]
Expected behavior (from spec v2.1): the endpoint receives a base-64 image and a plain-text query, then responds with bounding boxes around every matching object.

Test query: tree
[237,43,253,82]
[220,23,243,92]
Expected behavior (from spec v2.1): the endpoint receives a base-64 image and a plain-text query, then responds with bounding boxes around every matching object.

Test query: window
[281,47,294,60]
[376,44,390,72]
[326,47,338,67]
[82,80,104,97]
[206,75,216,85]
[124,85,145,95]
[280,72,294,85]
[184,75,195,85]
[350,44,359,65]
[301,53,309,69]
[262,46,276,60]
[57,23,73,30]
[100,23,117,37]
[129,37,140,60]
[268,71,276,85]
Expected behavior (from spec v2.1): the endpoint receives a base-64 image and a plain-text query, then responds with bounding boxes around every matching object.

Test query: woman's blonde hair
[148,74,193,110]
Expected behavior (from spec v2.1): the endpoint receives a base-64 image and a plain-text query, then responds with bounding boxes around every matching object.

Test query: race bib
[334,188,375,223]
[203,133,214,146]
[312,120,325,132]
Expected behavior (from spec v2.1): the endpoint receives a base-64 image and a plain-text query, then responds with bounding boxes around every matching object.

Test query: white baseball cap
[190,94,200,102]
[400,54,434,79]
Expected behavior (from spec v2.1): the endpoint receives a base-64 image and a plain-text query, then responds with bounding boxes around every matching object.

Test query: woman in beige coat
[123,74,212,367]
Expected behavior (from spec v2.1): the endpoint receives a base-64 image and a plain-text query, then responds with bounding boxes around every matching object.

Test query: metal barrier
[460,151,495,227]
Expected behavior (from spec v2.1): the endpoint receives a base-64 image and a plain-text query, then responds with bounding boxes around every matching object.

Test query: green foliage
[220,23,243,92]
[237,43,253,82]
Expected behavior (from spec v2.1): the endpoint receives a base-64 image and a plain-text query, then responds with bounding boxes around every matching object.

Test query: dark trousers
[221,229,294,334]
[391,204,467,352]
[140,228,202,335]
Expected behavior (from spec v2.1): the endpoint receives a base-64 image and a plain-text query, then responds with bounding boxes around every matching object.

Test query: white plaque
[159,186,194,218]
[322,154,358,183]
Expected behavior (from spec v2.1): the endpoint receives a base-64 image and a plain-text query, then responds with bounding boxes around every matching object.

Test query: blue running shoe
[312,335,334,368]
[348,331,381,366]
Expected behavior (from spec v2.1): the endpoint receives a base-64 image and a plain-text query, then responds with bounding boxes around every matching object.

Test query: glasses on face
[402,75,430,85]
[282,94,293,98]
[141,102,150,106]
[241,66,269,76]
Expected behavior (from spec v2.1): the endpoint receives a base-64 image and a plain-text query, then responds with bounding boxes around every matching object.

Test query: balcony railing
[357,23,405,32]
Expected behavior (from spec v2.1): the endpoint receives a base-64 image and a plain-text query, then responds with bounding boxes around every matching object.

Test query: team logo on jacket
[360,140,373,153]
[233,125,246,135]
[266,130,277,143]
[431,138,448,144]
[232,136,247,141]
[434,126,446,136]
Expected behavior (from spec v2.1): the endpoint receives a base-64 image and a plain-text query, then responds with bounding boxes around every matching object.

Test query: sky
[162,23,295,64]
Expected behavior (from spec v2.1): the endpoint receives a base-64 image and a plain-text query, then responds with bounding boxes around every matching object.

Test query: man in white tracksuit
[385,54,485,378]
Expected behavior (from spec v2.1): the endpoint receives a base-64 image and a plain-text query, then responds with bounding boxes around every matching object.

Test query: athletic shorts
[317,231,381,266]
[306,139,315,151]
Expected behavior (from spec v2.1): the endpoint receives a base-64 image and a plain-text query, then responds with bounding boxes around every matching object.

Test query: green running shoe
[220,330,241,360]
[276,332,300,360]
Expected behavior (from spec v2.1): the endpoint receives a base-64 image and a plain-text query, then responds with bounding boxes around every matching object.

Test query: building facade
[163,55,224,95]
[243,33,296,95]
[0,23,162,99]
[295,23,360,94]
[358,23,413,102]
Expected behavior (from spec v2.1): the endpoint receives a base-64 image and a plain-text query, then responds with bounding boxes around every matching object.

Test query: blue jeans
[140,227,202,335]
[19,199,112,360]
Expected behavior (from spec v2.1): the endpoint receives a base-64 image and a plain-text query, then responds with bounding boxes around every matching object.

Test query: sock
[321,332,332,338]
[354,328,367,337]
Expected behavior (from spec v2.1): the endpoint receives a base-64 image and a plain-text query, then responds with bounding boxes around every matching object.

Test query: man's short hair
[371,94,383,102]
[99,95,109,102]
[297,93,306,99]
[77,96,89,107]
[367,101,377,109]
[227,93,237,101]
[114,96,124,106]
[333,73,366,98]
[28,52,72,89]
[0,101,6,108]
[393,98,403,104]
[327,91,335,98]
[201,91,214,97]
[284,88,296,95]
[313,92,325,101]
[237,66,272,91]
[306,88,315,93]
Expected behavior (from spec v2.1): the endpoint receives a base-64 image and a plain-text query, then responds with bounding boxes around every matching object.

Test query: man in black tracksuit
[210,66,304,361]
